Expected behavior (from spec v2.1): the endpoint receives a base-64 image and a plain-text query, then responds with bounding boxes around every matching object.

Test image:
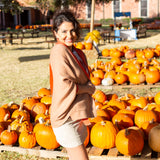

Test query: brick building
[71,0,160,20]
[0,0,160,29]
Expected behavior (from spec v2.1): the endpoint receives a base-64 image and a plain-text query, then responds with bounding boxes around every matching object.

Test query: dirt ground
[0,30,160,106]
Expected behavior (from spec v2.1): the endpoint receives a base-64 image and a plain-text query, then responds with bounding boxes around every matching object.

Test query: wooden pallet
[0,143,160,160]
[96,82,160,90]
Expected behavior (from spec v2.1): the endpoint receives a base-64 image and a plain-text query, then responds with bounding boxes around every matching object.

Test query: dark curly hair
[52,9,80,40]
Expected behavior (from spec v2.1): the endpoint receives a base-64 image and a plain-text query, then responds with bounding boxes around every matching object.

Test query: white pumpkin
[148,124,160,152]
[101,78,114,86]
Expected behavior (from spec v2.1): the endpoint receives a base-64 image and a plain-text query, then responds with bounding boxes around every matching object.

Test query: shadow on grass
[19,54,50,62]
[12,47,48,50]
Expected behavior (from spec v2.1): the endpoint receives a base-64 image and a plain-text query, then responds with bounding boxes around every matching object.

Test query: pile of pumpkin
[89,44,160,86]
[75,41,93,50]
[90,89,160,156]
[1,87,160,156]
[101,44,160,59]
[0,88,59,150]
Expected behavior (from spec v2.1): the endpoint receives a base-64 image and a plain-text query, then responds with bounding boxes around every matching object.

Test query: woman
[49,9,96,160]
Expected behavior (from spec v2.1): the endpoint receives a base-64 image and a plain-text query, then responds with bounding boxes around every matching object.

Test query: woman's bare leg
[66,144,89,160]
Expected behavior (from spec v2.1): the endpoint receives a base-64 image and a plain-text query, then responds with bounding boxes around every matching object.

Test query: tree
[1,0,22,15]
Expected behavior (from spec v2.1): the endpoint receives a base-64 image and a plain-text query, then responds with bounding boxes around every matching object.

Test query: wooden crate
[95,82,160,90]
[0,142,160,160]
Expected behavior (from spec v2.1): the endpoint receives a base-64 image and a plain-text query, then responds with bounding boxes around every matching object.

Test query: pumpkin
[124,49,136,59]
[129,96,148,109]
[88,116,106,126]
[96,106,111,121]
[1,125,18,145]
[35,110,50,123]
[102,105,119,119]
[144,48,154,58]
[110,48,122,58]
[0,108,10,122]
[110,57,122,66]
[145,70,160,84]
[22,97,38,113]
[35,122,60,149]
[90,121,117,149]
[10,116,33,135]
[129,71,146,84]
[84,42,93,50]
[92,69,104,79]
[154,91,160,105]
[76,42,85,50]
[1,113,12,129]
[117,108,135,120]
[112,113,134,129]
[1,102,19,114]
[114,73,128,85]
[19,131,36,148]
[92,90,107,103]
[148,125,160,152]
[40,95,52,107]
[107,99,127,110]
[90,74,101,86]
[101,78,114,86]
[156,44,160,51]
[102,48,110,57]
[0,125,4,140]
[134,106,158,128]
[31,102,48,118]
[37,88,51,97]
[94,101,103,109]
[11,103,30,122]
[116,128,144,156]
[104,70,116,80]
[141,119,159,140]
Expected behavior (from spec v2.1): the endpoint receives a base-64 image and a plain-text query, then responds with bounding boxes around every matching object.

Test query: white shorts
[53,118,87,148]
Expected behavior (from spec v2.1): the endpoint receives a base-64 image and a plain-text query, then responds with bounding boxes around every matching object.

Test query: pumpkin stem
[100,121,106,126]
[19,103,24,111]
[3,113,10,121]
[8,101,14,107]
[38,117,45,124]
[125,128,130,136]
[45,109,49,115]
[143,105,148,111]
[20,116,24,123]
[7,125,11,132]
[149,118,155,124]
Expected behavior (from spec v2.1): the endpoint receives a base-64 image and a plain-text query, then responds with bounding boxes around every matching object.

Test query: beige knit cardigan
[50,42,96,128]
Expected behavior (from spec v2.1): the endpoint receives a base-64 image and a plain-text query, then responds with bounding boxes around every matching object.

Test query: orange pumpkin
[35,122,60,149]
[19,131,36,148]
[102,48,110,57]
[114,73,128,85]
[84,42,92,50]
[145,70,160,84]
[116,128,144,156]
[92,90,107,103]
[134,106,158,128]
[90,121,118,149]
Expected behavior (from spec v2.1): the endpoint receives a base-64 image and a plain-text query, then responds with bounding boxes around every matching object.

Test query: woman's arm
[76,81,95,95]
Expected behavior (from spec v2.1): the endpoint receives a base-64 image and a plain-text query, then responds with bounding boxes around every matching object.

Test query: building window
[114,0,120,12]
[141,0,148,17]
[87,0,91,19]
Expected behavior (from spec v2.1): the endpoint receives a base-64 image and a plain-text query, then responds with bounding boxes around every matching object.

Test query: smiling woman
[49,9,96,160]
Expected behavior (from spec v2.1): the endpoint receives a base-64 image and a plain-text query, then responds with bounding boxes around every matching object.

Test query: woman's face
[54,21,77,48]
